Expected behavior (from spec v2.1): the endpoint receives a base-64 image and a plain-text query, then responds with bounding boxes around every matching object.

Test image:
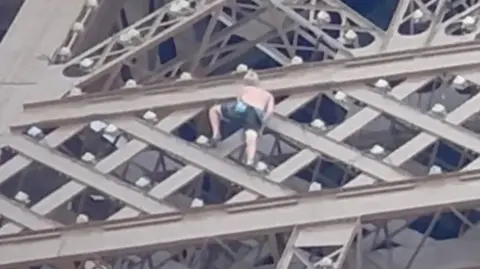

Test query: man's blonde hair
[243,70,259,86]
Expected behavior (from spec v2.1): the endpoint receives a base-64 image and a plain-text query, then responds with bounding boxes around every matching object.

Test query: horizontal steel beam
[2,170,480,267]
[112,118,295,197]
[5,135,178,214]
[348,89,480,153]
[13,41,480,129]
[0,195,59,232]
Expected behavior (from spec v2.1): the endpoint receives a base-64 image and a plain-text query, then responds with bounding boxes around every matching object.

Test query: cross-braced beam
[3,1,480,269]
[67,0,229,88]
[14,40,480,128]
[276,220,360,269]
[1,170,480,267]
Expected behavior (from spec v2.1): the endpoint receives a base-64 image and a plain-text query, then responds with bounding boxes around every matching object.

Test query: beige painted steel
[1,170,480,266]
[0,0,86,233]
[14,41,480,128]
[1,1,480,268]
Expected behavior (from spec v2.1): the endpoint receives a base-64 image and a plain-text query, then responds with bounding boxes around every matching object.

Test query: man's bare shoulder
[243,85,261,90]
[244,85,270,93]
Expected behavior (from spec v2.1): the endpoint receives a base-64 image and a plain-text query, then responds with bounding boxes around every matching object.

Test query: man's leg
[243,108,263,167]
[208,104,223,143]
[244,129,259,166]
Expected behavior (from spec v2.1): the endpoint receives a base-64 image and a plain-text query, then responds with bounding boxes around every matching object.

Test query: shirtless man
[206,71,275,169]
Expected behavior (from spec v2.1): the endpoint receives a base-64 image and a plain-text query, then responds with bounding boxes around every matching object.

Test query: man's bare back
[240,86,274,112]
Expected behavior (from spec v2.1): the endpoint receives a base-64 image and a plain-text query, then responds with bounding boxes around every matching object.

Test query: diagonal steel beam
[225,16,462,195]
[70,0,228,88]
[112,118,295,197]
[0,4,292,230]
[15,40,480,128]
[3,170,480,267]
[0,109,206,230]
[275,227,299,269]
[0,127,88,234]
[106,92,405,208]
[4,42,473,221]
[0,18,322,228]
[348,73,480,186]
[213,15,455,202]
[5,135,178,214]
[0,195,59,233]
[0,5,468,239]
[348,89,480,154]
[381,0,412,50]
[266,115,407,180]
[268,0,352,57]
[321,0,385,35]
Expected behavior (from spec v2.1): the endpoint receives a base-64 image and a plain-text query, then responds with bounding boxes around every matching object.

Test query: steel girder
[2,0,480,269]
[13,41,480,128]
[2,170,480,266]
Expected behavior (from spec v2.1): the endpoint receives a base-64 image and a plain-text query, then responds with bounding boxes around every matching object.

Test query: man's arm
[263,93,275,121]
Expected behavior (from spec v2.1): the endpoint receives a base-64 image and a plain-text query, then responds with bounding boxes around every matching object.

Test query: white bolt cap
[76,214,89,223]
[58,47,71,57]
[310,119,326,130]
[344,30,357,41]
[104,124,119,134]
[27,126,44,138]
[370,144,385,155]
[118,28,141,44]
[412,9,424,21]
[428,165,442,175]
[290,56,303,65]
[374,79,390,89]
[89,194,105,201]
[124,79,138,88]
[334,91,347,101]
[308,182,322,192]
[126,28,140,39]
[169,0,189,13]
[236,64,249,73]
[196,135,209,145]
[316,10,331,23]
[142,110,158,121]
[68,87,83,96]
[119,33,131,44]
[84,260,107,269]
[453,75,466,86]
[169,3,181,13]
[85,0,98,8]
[79,58,94,69]
[81,152,96,163]
[462,16,476,27]
[191,197,204,208]
[179,72,192,81]
[431,103,446,114]
[72,22,85,33]
[318,257,333,267]
[14,191,30,204]
[255,161,268,172]
[135,176,151,188]
[89,120,107,132]
[177,0,190,9]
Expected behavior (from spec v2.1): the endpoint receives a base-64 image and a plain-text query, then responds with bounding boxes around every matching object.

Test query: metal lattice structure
[3,0,480,269]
